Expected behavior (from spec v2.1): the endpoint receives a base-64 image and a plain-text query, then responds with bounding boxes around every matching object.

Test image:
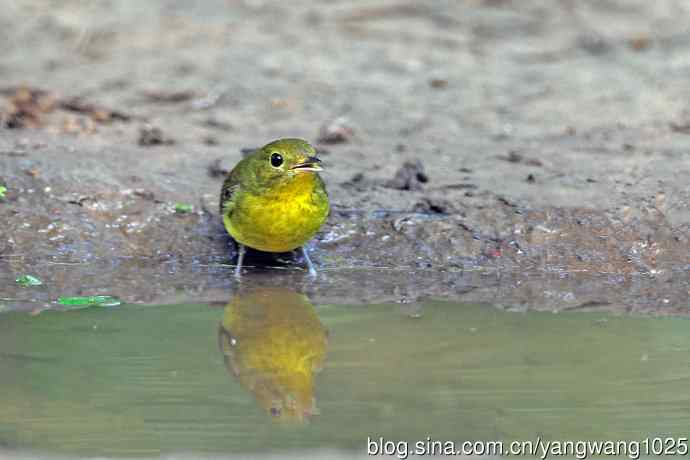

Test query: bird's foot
[302,246,318,278]
[235,244,246,279]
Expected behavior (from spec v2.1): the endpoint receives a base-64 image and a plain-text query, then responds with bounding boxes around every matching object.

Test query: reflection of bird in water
[218,287,328,421]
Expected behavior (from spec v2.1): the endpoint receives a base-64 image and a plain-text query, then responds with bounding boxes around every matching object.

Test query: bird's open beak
[290,156,323,172]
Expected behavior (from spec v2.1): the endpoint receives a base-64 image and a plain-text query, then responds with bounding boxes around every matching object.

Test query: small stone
[429,78,448,89]
[139,124,174,146]
[317,116,354,144]
[386,160,428,191]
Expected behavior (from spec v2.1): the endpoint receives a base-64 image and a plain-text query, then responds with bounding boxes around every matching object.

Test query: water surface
[0,288,689,457]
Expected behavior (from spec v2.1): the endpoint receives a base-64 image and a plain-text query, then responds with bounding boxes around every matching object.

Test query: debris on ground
[191,87,227,110]
[341,172,373,191]
[386,160,429,191]
[208,158,230,178]
[241,147,258,157]
[0,86,57,128]
[174,202,194,213]
[142,89,196,103]
[203,117,233,130]
[202,135,219,146]
[139,124,175,146]
[577,34,612,55]
[429,78,448,89]
[59,97,131,123]
[496,196,519,208]
[133,188,156,201]
[437,182,477,190]
[413,197,454,214]
[57,295,121,308]
[500,151,543,167]
[669,121,690,134]
[345,172,364,184]
[317,116,354,144]
[62,115,97,135]
[15,275,43,287]
[0,87,132,129]
[628,34,650,51]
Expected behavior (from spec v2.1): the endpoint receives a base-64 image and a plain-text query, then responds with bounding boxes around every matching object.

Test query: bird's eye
[270,152,283,168]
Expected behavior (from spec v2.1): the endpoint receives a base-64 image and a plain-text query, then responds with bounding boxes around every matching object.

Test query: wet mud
[0,0,688,314]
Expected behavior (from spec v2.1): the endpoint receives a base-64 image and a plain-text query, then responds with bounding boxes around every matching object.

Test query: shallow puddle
[1,287,689,457]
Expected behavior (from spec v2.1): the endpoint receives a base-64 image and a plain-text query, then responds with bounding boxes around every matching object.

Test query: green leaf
[0,185,7,199]
[174,202,193,214]
[57,295,121,308]
[16,274,43,287]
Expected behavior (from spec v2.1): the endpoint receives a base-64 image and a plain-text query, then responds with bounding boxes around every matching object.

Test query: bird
[219,138,329,277]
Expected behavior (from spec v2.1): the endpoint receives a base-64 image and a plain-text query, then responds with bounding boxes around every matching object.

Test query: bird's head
[248,138,322,186]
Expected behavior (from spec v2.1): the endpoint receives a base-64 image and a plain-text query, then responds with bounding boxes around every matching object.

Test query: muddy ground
[0,0,688,314]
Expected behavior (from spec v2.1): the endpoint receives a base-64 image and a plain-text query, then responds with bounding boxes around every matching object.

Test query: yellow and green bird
[219,139,329,277]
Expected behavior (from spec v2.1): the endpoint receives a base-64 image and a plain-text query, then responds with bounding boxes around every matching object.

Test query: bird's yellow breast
[224,173,328,253]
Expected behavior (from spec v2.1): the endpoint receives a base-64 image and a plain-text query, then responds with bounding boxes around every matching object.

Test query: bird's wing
[219,175,240,216]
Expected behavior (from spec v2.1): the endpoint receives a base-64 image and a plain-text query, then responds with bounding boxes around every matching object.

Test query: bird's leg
[235,243,246,278]
[301,246,317,277]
